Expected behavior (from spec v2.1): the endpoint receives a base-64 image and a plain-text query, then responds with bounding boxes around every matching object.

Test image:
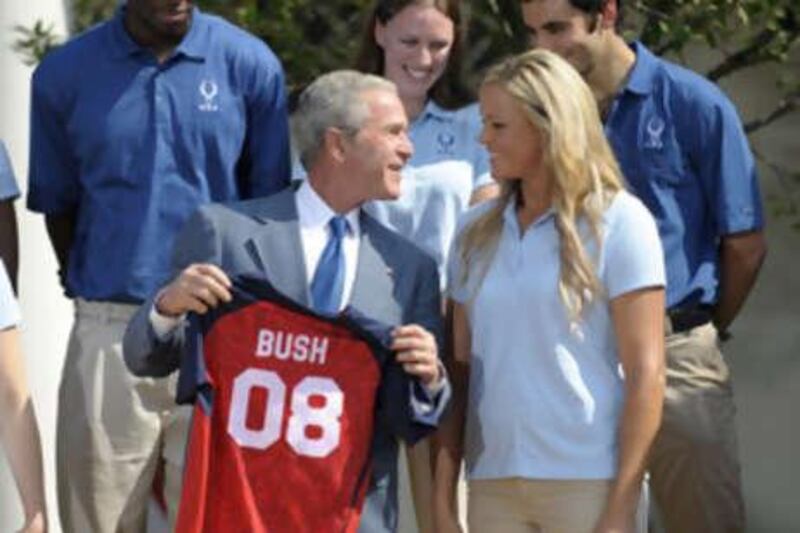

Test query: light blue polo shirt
[0,260,20,330]
[366,101,493,285]
[0,141,20,201]
[448,190,664,479]
[27,7,291,302]
[606,42,763,308]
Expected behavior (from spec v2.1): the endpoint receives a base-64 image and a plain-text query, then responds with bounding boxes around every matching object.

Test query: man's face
[126,0,194,42]
[521,0,603,78]
[344,90,413,202]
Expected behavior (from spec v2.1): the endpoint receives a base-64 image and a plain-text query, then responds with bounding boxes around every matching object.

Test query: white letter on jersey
[255,329,274,357]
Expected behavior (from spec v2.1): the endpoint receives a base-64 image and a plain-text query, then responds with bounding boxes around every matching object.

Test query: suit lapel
[350,212,398,322]
[243,188,312,306]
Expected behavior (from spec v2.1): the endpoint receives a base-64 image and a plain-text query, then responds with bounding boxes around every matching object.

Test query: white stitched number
[287,377,343,457]
[227,370,343,458]
[228,369,285,450]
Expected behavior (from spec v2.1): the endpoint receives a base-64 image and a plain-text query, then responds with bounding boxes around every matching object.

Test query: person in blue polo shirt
[353,1,498,529]
[0,141,19,291]
[354,0,498,287]
[521,0,767,531]
[26,0,291,531]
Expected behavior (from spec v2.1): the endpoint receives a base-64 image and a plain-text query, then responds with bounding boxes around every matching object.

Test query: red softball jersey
[174,275,397,533]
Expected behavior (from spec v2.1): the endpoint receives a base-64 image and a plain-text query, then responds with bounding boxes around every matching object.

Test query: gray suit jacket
[123,186,449,533]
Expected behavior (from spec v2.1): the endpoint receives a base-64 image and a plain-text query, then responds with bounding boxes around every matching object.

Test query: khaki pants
[467,478,610,533]
[648,323,745,533]
[56,300,190,533]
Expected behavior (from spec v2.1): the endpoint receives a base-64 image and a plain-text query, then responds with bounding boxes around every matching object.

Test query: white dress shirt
[296,179,360,311]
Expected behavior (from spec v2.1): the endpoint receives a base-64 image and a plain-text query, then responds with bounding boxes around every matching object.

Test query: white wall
[0,1,69,530]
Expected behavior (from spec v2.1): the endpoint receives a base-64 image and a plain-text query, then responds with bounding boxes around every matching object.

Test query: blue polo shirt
[605,42,763,308]
[27,7,291,302]
[448,191,664,479]
[366,101,493,285]
[0,141,20,201]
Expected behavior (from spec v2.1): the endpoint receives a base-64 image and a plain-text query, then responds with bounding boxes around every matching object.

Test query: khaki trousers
[56,300,190,532]
[649,323,745,533]
[467,478,610,533]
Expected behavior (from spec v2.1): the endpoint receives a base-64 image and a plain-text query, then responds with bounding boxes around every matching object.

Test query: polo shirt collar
[502,191,556,236]
[108,6,206,61]
[623,41,659,96]
[415,99,453,124]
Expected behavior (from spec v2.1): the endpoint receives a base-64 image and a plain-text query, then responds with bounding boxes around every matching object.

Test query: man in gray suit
[123,70,449,532]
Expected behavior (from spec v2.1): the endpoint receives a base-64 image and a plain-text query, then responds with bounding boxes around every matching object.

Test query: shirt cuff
[149,296,186,340]
[422,360,447,396]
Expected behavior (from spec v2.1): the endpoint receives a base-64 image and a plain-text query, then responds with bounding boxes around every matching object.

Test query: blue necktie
[311,216,348,314]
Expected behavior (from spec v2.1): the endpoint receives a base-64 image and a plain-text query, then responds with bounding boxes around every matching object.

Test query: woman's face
[375,4,455,105]
[479,83,546,182]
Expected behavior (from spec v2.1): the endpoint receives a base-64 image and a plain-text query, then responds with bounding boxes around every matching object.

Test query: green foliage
[12,20,62,66]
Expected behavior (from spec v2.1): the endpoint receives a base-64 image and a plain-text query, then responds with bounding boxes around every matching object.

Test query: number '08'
[227,368,343,458]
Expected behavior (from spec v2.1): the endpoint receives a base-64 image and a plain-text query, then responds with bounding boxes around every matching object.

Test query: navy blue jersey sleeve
[344,310,447,446]
[176,313,213,413]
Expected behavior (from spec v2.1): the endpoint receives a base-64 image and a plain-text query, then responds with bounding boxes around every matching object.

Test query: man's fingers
[184,298,209,316]
[395,348,433,364]
[194,263,232,291]
[188,276,231,306]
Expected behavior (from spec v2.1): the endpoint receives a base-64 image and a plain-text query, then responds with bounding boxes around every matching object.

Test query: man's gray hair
[293,70,397,168]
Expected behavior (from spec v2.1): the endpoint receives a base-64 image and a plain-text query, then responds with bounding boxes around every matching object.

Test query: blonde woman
[0,259,47,533]
[433,50,665,533]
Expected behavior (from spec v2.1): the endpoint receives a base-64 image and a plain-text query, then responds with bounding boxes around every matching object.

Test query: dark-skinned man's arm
[44,211,77,291]
[713,229,767,336]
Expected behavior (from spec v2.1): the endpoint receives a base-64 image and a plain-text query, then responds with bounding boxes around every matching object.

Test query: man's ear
[599,0,620,31]
[324,128,349,164]
[375,20,387,48]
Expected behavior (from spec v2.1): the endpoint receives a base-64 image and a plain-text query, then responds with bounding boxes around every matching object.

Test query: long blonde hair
[459,49,625,321]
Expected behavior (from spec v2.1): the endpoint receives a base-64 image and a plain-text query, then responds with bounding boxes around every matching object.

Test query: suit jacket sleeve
[123,206,222,377]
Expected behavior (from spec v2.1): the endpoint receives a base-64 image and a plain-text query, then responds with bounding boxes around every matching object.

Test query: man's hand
[391,324,441,386]
[155,263,232,317]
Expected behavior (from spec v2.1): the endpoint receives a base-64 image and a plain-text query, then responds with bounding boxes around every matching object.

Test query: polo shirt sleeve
[684,84,763,236]
[463,104,493,191]
[237,45,291,199]
[27,61,81,214]
[602,192,666,300]
[0,142,20,201]
[0,260,20,330]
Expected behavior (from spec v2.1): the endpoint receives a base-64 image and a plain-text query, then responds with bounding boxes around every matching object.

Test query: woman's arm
[0,326,47,533]
[596,286,665,533]
[431,300,471,533]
